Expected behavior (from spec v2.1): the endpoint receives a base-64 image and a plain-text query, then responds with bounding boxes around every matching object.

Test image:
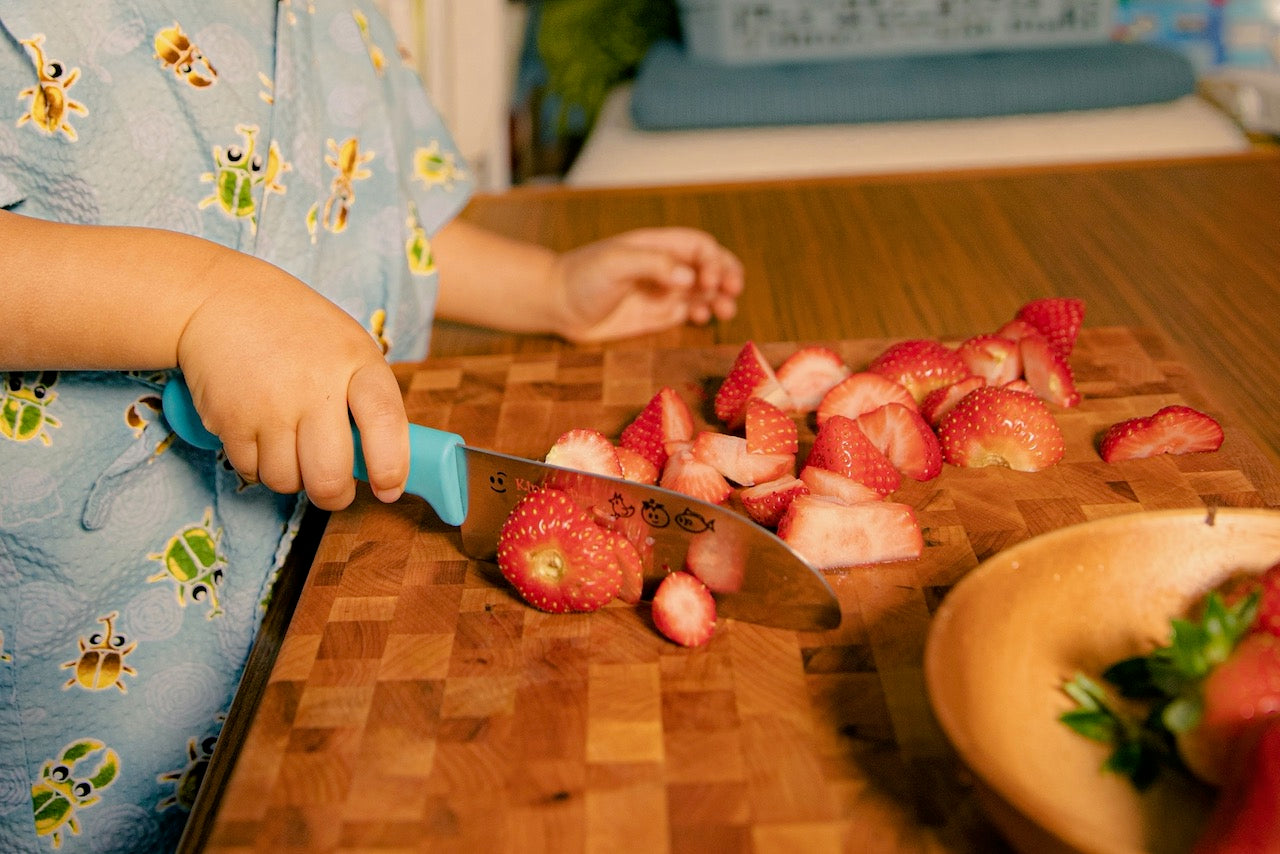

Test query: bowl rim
[923,506,1280,854]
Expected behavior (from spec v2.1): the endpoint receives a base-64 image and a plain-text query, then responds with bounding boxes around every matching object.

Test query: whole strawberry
[497,487,623,613]
[937,385,1065,472]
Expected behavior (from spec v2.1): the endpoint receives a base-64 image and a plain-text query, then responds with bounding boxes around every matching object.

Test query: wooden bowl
[925,508,1280,854]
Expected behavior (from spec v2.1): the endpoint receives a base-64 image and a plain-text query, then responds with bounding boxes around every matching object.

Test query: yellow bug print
[16,35,87,141]
[153,23,217,87]
[61,612,137,694]
[306,137,374,239]
[412,140,463,192]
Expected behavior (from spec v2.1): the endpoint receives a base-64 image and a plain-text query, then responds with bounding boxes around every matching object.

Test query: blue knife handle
[161,376,468,527]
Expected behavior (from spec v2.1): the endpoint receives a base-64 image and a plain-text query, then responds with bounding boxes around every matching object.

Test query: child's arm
[0,210,409,510]
[432,219,744,342]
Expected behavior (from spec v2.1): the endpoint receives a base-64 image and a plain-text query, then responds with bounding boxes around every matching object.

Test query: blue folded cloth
[630,40,1197,129]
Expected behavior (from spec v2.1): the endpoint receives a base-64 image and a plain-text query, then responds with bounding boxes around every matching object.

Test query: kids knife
[161,377,840,631]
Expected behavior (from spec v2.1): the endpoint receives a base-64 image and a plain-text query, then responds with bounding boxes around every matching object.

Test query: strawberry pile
[1061,561,1280,851]
[496,296,1228,649]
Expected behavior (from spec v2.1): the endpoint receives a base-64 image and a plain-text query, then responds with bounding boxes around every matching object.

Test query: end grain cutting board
[206,327,1280,854]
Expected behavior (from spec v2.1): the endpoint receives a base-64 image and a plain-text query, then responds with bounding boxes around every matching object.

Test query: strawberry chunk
[816,372,917,427]
[615,444,659,485]
[660,445,733,505]
[496,487,624,613]
[920,376,985,427]
[1098,404,1224,462]
[855,402,943,482]
[777,494,923,569]
[685,532,746,593]
[737,474,809,528]
[1019,333,1081,408]
[1015,296,1085,359]
[714,341,793,428]
[608,528,645,605]
[651,571,717,647]
[691,431,794,487]
[804,414,901,496]
[936,385,1065,472]
[775,345,851,412]
[545,428,623,477]
[620,386,694,470]
[867,339,970,404]
[798,465,883,505]
[957,334,1022,386]
[744,397,799,454]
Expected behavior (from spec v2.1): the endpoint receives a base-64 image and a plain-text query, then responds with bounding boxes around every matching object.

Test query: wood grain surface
[202,325,1280,853]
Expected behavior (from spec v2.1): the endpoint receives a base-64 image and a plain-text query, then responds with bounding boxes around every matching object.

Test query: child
[0,4,742,852]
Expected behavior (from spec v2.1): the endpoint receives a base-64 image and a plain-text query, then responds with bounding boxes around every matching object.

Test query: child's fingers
[348,364,410,504]
[256,427,304,497]
[297,401,359,510]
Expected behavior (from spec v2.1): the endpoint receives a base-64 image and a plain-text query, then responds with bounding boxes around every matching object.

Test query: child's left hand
[550,227,744,342]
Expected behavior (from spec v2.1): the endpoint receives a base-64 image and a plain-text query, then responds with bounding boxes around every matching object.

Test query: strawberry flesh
[620,386,694,470]
[1193,718,1280,854]
[957,334,1022,386]
[855,402,943,482]
[920,376,985,427]
[651,571,717,647]
[816,372,917,427]
[777,494,923,569]
[737,474,809,528]
[1099,404,1224,462]
[1019,333,1081,408]
[804,414,901,496]
[775,345,851,412]
[714,341,793,427]
[545,428,623,477]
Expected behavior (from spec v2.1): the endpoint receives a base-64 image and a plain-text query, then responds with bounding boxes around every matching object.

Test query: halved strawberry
[608,529,645,605]
[496,487,624,613]
[1020,333,1081,408]
[804,414,901,496]
[798,465,883,505]
[620,386,694,470]
[545,428,623,477]
[691,431,793,487]
[660,445,733,505]
[775,346,851,412]
[816,372,917,427]
[651,571,717,647]
[738,474,809,527]
[1098,404,1225,462]
[615,444,659,485]
[1016,296,1085,359]
[867,339,971,403]
[744,397,799,454]
[920,376,986,427]
[993,318,1041,343]
[685,532,745,593]
[855,403,943,482]
[777,494,923,569]
[714,341,794,428]
[936,385,1065,472]
[957,334,1022,386]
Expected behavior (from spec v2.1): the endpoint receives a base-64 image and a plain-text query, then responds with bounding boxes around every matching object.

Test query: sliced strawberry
[798,465,883,505]
[660,445,733,505]
[651,571,717,647]
[685,532,745,593]
[691,431,793,487]
[615,444,659,485]
[1193,718,1280,854]
[496,487,624,613]
[775,346,851,412]
[620,386,694,470]
[867,339,971,404]
[855,403,943,482]
[777,494,923,569]
[957,334,1022,386]
[1019,333,1081,408]
[1098,404,1225,462]
[737,474,809,528]
[545,428,623,477]
[920,376,986,427]
[744,397,799,455]
[714,341,794,428]
[993,318,1041,343]
[816,372,917,427]
[804,414,901,496]
[1002,378,1035,395]
[1016,296,1085,359]
[936,385,1065,472]
[608,528,645,605]
[1178,632,1280,787]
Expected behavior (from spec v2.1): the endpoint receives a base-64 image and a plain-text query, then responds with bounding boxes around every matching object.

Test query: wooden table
[191,154,1280,853]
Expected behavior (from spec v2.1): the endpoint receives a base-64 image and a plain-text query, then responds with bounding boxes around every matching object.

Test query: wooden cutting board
[206,327,1280,853]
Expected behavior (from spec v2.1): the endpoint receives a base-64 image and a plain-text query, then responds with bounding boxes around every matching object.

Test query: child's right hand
[175,253,409,511]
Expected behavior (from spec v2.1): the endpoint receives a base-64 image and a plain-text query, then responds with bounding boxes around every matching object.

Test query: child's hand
[549,227,744,343]
[175,254,408,511]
